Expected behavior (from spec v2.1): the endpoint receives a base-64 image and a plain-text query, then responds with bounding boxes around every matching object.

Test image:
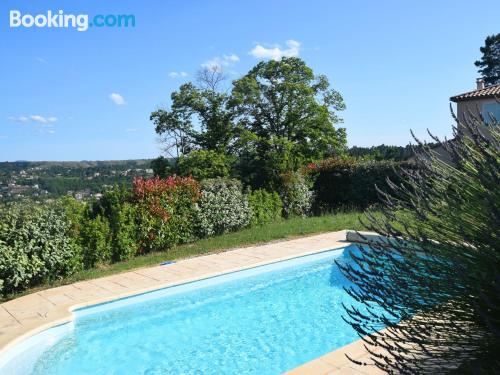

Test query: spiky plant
[337,111,499,374]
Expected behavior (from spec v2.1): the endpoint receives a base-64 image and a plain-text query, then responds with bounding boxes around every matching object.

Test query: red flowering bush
[133,176,201,251]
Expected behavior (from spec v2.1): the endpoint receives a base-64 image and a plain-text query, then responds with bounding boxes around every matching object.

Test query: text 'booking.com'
[9,10,135,32]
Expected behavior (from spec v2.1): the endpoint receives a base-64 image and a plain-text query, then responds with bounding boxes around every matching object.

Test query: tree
[475,33,500,86]
[338,116,499,373]
[151,68,235,157]
[177,149,232,180]
[150,156,174,178]
[230,57,346,187]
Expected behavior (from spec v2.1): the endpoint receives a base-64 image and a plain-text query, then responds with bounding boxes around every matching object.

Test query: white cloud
[125,128,137,132]
[225,54,239,63]
[30,115,58,124]
[30,115,47,123]
[8,116,30,123]
[250,40,301,60]
[8,115,57,124]
[202,54,240,71]
[168,71,189,78]
[109,92,126,106]
[35,57,46,63]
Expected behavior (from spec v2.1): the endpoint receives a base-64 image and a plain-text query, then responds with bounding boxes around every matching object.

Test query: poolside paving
[0,229,388,374]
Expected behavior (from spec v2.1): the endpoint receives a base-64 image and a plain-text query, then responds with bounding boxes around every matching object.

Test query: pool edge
[0,230,351,358]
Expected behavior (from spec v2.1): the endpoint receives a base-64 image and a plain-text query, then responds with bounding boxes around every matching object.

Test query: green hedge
[80,215,112,268]
[0,202,81,296]
[308,158,415,212]
[89,187,138,262]
[0,171,338,298]
[248,189,283,225]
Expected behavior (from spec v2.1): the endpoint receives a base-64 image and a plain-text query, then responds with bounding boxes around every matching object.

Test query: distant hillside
[0,159,153,170]
[0,159,155,203]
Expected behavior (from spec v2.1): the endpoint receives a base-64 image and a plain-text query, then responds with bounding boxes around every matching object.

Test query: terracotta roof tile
[450,83,500,102]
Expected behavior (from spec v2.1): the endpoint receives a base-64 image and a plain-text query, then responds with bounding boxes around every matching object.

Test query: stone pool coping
[0,229,384,374]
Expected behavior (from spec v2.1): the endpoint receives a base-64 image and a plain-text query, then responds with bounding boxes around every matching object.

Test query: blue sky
[1,0,499,161]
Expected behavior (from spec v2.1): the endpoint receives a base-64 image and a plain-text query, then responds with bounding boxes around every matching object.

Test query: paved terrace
[0,230,385,374]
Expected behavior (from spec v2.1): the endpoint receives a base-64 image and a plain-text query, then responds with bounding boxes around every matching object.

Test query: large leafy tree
[339,116,499,373]
[230,57,346,187]
[151,68,235,158]
[475,33,500,86]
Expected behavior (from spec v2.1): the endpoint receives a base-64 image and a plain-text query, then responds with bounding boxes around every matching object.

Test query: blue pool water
[3,246,381,375]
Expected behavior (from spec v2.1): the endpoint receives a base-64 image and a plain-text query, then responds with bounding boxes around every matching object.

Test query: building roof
[450,83,500,102]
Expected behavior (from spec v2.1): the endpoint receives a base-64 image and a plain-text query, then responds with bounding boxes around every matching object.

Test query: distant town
[0,160,154,203]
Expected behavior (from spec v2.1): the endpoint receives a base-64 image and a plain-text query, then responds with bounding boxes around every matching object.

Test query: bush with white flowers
[280,171,313,217]
[195,179,252,237]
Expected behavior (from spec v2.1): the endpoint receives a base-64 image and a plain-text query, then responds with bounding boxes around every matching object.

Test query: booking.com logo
[9,10,135,32]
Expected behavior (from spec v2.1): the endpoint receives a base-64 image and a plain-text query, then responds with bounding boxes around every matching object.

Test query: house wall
[456,98,498,122]
[454,98,498,142]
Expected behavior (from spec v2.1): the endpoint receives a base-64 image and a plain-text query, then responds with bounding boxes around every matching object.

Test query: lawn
[5,211,368,301]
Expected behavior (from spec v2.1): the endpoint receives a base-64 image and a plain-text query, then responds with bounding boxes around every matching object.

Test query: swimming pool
[0,245,381,375]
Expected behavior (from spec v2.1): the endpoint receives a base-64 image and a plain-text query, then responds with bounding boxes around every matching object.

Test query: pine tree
[475,34,500,86]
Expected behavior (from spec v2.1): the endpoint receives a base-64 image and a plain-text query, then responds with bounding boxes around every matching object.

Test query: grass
[4,211,368,301]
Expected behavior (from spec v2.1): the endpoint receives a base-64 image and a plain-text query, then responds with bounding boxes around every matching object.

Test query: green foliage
[194,179,252,237]
[248,189,283,225]
[111,202,139,261]
[59,195,86,240]
[475,33,500,85]
[4,211,369,298]
[0,202,81,296]
[348,144,417,161]
[152,57,347,189]
[177,149,232,180]
[80,214,112,268]
[279,171,313,218]
[307,157,415,212]
[230,57,347,187]
[339,119,500,372]
[150,156,174,178]
[151,71,235,157]
[89,187,139,261]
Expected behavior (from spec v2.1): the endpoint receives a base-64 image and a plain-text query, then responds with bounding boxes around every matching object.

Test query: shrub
[177,150,232,180]
[133,176,200,251]
[0,202,81,296]
[248,189,282,225]
[90,187,139,261]
[80,214,112,268]
[307,157,416,212]
[194,179,252,237]
[279,171,313,218]
[59,195,86,240]
[111,202,138,261]
[338,119,500,372]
